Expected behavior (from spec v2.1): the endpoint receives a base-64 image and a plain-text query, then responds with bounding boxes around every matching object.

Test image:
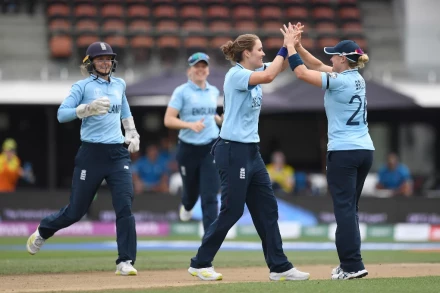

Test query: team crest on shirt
[328,72,338,79]
[94,88,103,97]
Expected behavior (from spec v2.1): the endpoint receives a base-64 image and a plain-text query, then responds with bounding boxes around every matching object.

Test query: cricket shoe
[179,205,193,222]
[331,266,368,280]
[188,267,223,281]
[115,260,138,276]
[269,268,310,281]
[331,265,342,276]
[26,227,45,255]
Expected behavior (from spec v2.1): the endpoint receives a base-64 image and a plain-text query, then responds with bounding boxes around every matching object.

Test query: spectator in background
[132,144,169,194]
[376,153,412,196]
[158,136,178,174]
[0,138,34,192]
[294,171,312,195]
[266,151,295,194]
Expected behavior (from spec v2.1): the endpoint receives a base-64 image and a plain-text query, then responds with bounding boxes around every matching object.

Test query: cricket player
[26,42,140,276]
[283,22,373,280]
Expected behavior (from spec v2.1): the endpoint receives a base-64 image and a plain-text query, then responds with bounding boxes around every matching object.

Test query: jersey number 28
[346,95,367,126]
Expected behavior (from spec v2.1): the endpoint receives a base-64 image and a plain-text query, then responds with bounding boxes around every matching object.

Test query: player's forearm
[268,56,285,77]
[214,114,223,126]
[164,116,191,130]
[296,45,325,71]
[57,107,78,123]
[281,58,290,71]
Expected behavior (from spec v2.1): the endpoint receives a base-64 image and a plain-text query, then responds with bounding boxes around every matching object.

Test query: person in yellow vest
[266,151,295,194]
[0,138,23,192]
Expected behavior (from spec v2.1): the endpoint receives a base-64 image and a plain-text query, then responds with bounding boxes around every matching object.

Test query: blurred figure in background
[132,144,169,194]
[0,138,34,192]
[158,136,178,175]
[376,153,412,197]
[266,151,295,194]
[0,138,22,192]
[164,52,222,233]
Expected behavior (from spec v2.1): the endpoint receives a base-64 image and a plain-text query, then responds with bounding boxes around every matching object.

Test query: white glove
[76,97,110,119]
[122,116,140,153]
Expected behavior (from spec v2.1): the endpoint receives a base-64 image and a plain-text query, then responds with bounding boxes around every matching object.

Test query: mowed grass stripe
[1,250,440,275]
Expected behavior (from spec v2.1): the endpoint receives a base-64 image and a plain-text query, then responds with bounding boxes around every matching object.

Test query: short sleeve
[230,68,254,91]
[320,72,345,90]
[168,86,184,111]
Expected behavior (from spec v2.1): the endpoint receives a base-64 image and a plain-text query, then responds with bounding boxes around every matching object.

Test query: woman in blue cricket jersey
[282,23,374,280]
[187,33,310,282]
[26,42,141,276]
[164,52,223,234]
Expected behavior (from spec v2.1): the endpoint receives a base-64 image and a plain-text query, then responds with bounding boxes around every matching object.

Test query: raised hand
[280,23,302,48]
[293,22,305,48]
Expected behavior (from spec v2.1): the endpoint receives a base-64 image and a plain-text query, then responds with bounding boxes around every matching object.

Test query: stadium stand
[44,0,367,66]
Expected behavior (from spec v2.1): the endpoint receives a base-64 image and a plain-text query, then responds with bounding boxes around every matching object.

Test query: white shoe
[115,260,138,276]
[269,268,310,281]
[26,227,45,255]
[179,205,193,222]
[188,267,223,281]
[331,265,342,276]
[331,268,368,280]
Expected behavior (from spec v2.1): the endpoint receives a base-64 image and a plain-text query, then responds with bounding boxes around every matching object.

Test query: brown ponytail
[220,34,259,64]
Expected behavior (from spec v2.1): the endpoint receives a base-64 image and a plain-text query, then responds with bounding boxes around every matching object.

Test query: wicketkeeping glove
[122,116,140,153]
[76,97,111,119]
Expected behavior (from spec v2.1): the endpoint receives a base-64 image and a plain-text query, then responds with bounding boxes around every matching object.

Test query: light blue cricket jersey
[220,63,270,143]
[168,80,220,145]
[321,69,375,151]
[57,75,132,144]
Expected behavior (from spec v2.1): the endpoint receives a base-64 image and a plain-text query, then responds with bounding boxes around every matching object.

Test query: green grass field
[63,277,440,293]
[1,237,440,292]
[1,250,440,275]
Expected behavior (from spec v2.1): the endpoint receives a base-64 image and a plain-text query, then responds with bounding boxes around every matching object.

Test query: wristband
[288,53,304,71]
[277,47,288,59]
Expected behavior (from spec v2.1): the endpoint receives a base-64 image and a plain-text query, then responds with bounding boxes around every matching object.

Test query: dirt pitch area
[2,263,440,293]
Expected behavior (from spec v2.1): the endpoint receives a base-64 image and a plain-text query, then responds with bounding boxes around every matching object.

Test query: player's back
[324,69,374,151]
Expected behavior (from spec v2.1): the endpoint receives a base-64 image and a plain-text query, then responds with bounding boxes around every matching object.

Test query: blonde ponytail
[349,54,369,69]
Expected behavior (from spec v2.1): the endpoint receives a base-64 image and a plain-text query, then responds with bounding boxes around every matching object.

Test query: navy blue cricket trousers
[190,139,293,273]
[176,139,219,232]
[326,150,373,272]
[39,142,137,265]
